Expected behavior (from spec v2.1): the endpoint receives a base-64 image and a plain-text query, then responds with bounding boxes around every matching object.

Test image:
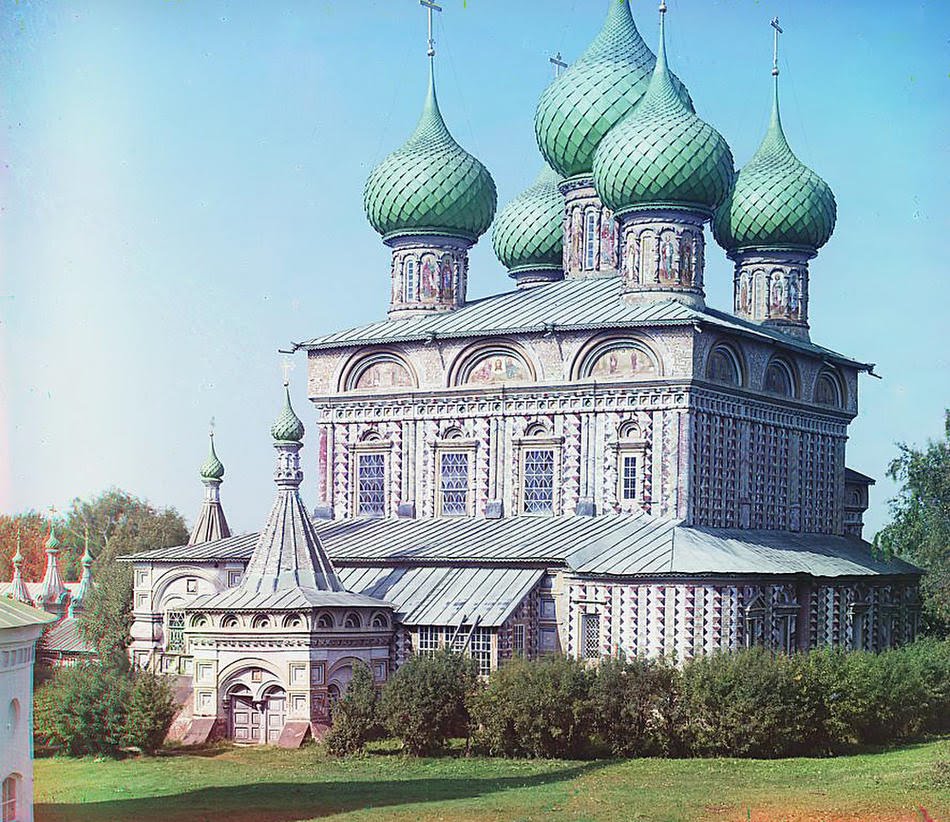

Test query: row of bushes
[327,639,950,759]
[35,663,177,756]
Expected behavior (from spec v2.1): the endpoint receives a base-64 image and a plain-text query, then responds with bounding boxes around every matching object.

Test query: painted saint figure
[439,254,454,302]
[679,235,693,285]
[420,255,438,302]
[659,236,677,283]
[600,209,616,269]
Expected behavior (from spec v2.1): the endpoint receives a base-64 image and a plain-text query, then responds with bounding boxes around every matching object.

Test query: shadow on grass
[36,763,605,822]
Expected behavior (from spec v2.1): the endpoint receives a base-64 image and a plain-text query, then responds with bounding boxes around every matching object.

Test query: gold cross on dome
[420,0,442,58]
[281,356,295,387]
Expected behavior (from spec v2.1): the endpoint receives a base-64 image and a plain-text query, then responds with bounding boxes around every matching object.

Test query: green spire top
[270,384,305,443]
[492,163,565,277]
[713,20,836,254]
[13,526,23,567]
[199,431,225,481]
[592,2,733,217]
[535,0,691,180]
[364,60,497,243]
[45,522,60,552]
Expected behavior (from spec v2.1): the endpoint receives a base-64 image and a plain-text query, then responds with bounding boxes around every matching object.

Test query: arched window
[584,211,597,269]
[815,370,843,408]
[371,612,389,629]
[763,358,795,398]
[282,613,304,629]
[7,699,20,737]
[190,614,208,629]
[404,257,417,302]
[221,614,239,629]
[343,612,361,629]
[251,615,271,630]
[706,345,741,386]
[317,613,334,629]
[2,775,18,822]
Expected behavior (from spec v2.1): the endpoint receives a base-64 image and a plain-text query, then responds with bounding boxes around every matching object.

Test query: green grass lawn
[34,738,949,822]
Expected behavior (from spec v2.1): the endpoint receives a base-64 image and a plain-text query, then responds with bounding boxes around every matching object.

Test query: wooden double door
[229,687,286,745]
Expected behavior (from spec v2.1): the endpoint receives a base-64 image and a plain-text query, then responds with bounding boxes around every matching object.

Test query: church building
[120,1,922,745]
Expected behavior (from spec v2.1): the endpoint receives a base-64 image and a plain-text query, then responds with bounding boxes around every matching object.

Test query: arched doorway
[227,684,261,744]
[262,686,287,745]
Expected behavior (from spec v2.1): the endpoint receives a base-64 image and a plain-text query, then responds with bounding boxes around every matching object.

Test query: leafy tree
[876,411,950,634]
[379,650,479,755]
[0,512,56,581]
[324,662,382,756]
[123,670,177,753]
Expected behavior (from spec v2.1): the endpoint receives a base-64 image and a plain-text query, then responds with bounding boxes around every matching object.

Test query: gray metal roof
[295,276,868,369]
[0,597,57,630]
[122,532,259,563]
[845,467,876,485]
[338,565,543,627]
[41,617,95,656]
[0,581,80,600]
[186,586,390,612]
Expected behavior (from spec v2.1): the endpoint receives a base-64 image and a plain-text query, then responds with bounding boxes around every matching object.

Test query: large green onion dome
[535,0,691,181]
[271,385,305,443]
[593,10,733,217]
[713,78,836,254]
[199,433,225,481]
[364,64,496,243]
[492,164,565,275]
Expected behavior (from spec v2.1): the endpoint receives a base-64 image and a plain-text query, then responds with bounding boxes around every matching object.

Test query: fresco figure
[659,236,677,283]
[420,256,438,302]
[770,271,786,315]
[354,361,413,391]
[570,209,583,271]
[680,235,693,285]
[601,209,616,268]
[639,234,655,283]
[589,346,657,380]
[439,254,454,302]
[787,272,800,317]
[466,354,529,385]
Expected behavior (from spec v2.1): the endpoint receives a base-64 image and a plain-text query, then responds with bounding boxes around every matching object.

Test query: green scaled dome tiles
[364,65,497,243]
[714,82,836,253]
[535,0,691,180]
[200,435,225,481]
[271,386,305,443]
[492,164,565,273]
[592,12,733,217]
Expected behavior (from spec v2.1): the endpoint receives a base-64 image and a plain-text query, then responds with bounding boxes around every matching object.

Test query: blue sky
[1,0,947,539]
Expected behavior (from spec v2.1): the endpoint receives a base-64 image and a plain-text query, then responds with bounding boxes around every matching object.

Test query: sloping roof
[121,533,259,563]
[0,597,57,630]
[295,276,869,369]
[338,565,543,627]
[0,581,80,600]
[125,514,919,580]
[41,617,95,656]
[845,467,876,485]
[186,586,389,612]
[189,498,231,545]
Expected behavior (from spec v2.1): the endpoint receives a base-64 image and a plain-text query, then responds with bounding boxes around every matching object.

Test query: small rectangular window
[2,774,18,822]
[620,454,638,501]
[165,611,185,652]
[582,614,600,660]
[522,449,555,514]
[585,212,597,269]
[357,452,387,517]
[417,626,442,656]
[539,627,557,653]
[439,451,470,516]
[470,628,492,676]
[228,570,242,587]
[539,598,556,620]
[404,258,416,302]
[186,578,198,594]
[512,624,525,657]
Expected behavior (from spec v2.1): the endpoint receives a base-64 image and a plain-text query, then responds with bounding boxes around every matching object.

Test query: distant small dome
[492,164,564,277]
[593,11,733,218]
[364,65,496,244]
[200,434,225,481]
[714,81,836,254]
[271,386,305,443]
[535,0,691,180]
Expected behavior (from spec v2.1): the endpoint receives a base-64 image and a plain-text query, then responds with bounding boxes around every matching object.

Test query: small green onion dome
[492,164,565,275]
[535,0,691,180]
[593,11,733,218]
[713,79,836,254]
[199,433,225,481]
[364,64,496,244]
[271,385,305,443]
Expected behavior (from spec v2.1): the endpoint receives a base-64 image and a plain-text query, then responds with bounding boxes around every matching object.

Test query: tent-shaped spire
[8,526,32,605]
[68,534,95,618]
[37,523,67,610]
[188,431,232,545]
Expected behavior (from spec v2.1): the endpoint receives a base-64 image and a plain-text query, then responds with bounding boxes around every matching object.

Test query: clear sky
[1,0,947,541]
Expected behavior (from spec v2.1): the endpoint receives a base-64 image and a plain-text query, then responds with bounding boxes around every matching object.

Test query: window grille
[405,258,416,302]
[357,452,387,517]
[582,614,600,659]
[585,212,597,269]
[512,624,525,657]
[417,626,441,657]
[523,449,555,514]
[439,451,469,516]
[2,776,17,822]
[165,610,185,652]
[470,628,492,675]
[620,455,637,501]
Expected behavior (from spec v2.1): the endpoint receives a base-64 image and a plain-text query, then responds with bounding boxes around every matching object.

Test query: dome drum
[388,235,470,320]
[733,249,811,340]
[617,209,707,310]
[559,179,620,279]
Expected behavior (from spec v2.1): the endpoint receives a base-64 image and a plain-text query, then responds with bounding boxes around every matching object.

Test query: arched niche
[705,342,744,387]
[572,335,663,382]
[341,351,417,393]
[451,341,536,387]
[763,357,798,398]
[814,368,845,408]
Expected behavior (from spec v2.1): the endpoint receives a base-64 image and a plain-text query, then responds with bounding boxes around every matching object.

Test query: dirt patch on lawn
[704,806,930,822]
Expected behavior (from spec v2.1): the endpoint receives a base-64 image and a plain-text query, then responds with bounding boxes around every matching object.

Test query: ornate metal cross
[281,356,295,387]
[420,0,442,58]
[549,51,567,79]
[771,17,784,76]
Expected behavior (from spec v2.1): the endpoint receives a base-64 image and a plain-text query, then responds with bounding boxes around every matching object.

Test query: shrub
[123,670,177,753]
[589,656,682,757]
[325,662,382,756]
[901,638,950,734]
[379,650,479,755]
[471,655,593,758]
[34,662,131,756]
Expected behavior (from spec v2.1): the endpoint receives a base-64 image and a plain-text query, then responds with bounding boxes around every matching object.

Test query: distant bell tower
[363,1,496,320]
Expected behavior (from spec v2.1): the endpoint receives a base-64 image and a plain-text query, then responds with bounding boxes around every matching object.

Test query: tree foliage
[124,670,178,753]
[0,513,57,582]
[876,411,950,634]
[324,662,382,756]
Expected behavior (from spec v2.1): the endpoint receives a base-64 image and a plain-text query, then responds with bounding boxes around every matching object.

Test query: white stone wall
[0,624,45,822]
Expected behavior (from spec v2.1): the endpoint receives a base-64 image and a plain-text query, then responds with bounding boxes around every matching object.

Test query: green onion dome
[713,78,836,254]
[592,10,733,218]
[535,0,691,180]
[492,164,565,274]
[271,385,305,443]
[364,64,496,244]
[199,433,225,481]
